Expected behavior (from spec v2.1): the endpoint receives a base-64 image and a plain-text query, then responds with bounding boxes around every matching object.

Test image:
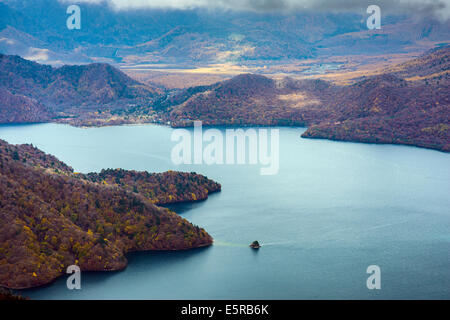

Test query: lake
[0,123,449,299]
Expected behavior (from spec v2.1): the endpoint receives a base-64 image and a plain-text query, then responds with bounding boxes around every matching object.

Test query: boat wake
[259,241,294,246]
[214,240,294,247]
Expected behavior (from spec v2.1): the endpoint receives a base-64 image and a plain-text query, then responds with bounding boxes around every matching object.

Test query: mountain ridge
[0,46,448,151]
[1,0,449,65]
[162,46,450,151]
[0,53,161,124]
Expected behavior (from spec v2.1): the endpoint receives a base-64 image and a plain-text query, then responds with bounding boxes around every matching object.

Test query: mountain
[159,73,333,127]
[302,47,449,151]
[0,87,53,123]
[0,45,448,151]
[161,46,450,151]
[385,44,450,80]
[0,139,219,289]
[0,53,161,124]
[163,74,310,126]
[1,0,448,65]
[0,53,160,107]
[302,73,450,151]
[0,26,92,65]
[315,18,450,56]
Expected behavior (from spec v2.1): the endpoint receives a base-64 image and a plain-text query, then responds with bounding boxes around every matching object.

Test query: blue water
[0,123,449,299]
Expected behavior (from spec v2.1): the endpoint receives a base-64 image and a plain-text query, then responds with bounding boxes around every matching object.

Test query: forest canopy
[0,139,220,289]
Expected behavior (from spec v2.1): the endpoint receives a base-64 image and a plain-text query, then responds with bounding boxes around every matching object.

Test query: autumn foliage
[84,169,221,205]
[0,140,218,289]
[163,47,449,152]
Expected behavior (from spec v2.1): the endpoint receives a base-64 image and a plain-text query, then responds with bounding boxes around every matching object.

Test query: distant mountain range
[0,0,449,65]
[0,46,448,151]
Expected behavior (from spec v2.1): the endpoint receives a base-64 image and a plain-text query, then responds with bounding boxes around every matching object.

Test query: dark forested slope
[0,54,161,123]
[163,47,450,151]
[0,139,217,289]
[84,169,221,205]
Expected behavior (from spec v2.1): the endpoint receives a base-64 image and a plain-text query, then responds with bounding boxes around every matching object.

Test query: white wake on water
[214,240,294,247]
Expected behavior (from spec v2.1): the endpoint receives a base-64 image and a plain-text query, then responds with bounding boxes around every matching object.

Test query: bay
[0,123,448,299]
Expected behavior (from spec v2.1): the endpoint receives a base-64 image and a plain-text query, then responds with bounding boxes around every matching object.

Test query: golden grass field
[121,41,445,88]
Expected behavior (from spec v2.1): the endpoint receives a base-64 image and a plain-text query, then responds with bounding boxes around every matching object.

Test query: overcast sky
[60,0,450,20]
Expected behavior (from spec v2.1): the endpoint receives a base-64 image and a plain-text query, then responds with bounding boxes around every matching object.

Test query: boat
[249,241,261,249]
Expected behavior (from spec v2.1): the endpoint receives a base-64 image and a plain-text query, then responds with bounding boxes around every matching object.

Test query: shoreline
[6,242,214,292]
[1,120,447,154]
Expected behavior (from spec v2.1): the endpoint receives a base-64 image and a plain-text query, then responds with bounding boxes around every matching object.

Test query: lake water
[0,123,449,299]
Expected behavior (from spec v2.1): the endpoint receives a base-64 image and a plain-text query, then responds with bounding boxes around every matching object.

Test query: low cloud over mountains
[61,0,450,20]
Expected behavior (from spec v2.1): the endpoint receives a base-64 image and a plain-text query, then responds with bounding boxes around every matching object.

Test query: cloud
[59,0,450,20]
[23,48,50,62]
